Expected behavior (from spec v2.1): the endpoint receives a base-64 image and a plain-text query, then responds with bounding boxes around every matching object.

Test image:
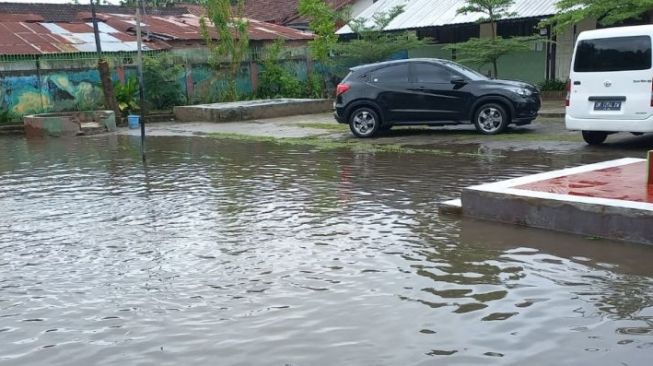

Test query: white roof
[40,22,154,52]
[337,0,559,34]
[576,24,653,40]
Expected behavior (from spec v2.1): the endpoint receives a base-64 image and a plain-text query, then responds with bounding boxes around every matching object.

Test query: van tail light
[565,79,571,107]
[650,78,653,107]
[336,83,350,96]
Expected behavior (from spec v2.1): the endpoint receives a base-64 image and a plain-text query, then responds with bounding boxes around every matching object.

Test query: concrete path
[116,101,653,153]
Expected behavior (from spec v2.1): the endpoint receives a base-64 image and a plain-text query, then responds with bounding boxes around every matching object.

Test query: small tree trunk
[492,60,498,79]
[98,59,120,118]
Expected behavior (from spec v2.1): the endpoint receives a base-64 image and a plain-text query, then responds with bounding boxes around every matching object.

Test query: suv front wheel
[473,103,508,135]
[349,107,380,138]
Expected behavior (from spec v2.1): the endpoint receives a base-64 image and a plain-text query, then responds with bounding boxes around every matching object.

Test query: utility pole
[135,2,147,161]
[90,0,119,118]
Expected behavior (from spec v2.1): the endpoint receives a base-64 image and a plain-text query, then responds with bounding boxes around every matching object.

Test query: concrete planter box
[174,98,333,123]
[24,110,116,137]
[446,158,653,246]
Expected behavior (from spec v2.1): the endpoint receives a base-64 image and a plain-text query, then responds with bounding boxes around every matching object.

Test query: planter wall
[24,110,116,137]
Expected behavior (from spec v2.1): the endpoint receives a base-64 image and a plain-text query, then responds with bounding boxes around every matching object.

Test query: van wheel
[582,131,608,145]
[349,107,380,138]
[474,103,508,135]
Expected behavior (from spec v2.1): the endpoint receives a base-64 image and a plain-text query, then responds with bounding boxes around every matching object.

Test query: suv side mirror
[450,77,467,85]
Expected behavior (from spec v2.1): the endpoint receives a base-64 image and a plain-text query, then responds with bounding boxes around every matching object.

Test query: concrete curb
[0,123,23,135]
[174,99,333,123]
[455,158,653,245]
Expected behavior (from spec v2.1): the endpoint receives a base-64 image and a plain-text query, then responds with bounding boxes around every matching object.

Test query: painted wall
[555,19,597,81]
[408,42,547,84]
[0,50,312,120]
[1,68,105,117]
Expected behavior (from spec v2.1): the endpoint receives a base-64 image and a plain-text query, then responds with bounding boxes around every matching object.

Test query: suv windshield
[441,61,489,80]
[574,35,652,72]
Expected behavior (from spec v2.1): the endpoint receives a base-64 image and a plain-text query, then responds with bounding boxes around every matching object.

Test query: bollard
[649,150,653,186]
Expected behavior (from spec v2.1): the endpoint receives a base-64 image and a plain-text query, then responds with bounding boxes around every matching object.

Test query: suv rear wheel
[473,103,508,135]
[349,107,380,138]
[582,131,608,145]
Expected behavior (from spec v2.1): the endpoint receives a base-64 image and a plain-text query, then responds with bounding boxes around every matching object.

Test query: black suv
[334,58,541,137]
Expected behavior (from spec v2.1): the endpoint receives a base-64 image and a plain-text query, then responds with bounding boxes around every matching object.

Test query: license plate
[594,101,621,111]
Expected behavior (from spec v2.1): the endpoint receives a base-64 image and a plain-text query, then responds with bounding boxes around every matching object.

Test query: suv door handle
[574,81,581,85]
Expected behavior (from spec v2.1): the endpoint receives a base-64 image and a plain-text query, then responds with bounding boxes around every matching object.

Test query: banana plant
[114,76,139,116]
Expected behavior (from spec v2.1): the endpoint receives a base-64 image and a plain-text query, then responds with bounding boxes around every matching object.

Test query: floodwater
[1,134,653,366]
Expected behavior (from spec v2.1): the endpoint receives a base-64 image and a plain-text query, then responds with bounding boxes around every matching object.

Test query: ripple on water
[1,135,653,365]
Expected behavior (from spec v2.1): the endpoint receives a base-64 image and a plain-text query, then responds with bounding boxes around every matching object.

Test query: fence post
[35,57,45,113]
[185,60,193,104]
[249,60,258,93]
[305,49,313,77]
[116,63,125,84]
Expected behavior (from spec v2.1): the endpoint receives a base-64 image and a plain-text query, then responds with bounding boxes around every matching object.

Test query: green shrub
[143,55,184,110]
[258,40,304,99]
[114,76,139,117]
[0,108,19,124]
[537,79,566,91]
[305,72,325,99]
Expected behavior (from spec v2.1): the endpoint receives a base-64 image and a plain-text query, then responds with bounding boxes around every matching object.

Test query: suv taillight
[565,79,571,107]
[650,77,653,107]
[336,83,350,96]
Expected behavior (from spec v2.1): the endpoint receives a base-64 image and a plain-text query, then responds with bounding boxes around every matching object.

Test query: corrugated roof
[235,0,353,26]
[106,13,314,42]
[0,2,186,22]
[0,6,313,55]
[337,0,559,34]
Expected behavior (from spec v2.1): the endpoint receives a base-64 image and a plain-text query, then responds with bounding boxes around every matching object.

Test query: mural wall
[0,51,313,123]
[0,68,105,120]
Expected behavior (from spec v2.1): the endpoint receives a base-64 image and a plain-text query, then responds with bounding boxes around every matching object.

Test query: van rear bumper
[565,115,653,133]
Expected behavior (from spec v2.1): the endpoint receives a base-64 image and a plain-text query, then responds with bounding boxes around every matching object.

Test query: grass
[458,132,581,142]
[208,132,496,157]
[296,122,349,131]
[293,123,581,143]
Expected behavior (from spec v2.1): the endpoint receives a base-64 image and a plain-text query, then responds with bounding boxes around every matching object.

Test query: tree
[445,0,539,78]
[298,0,345,66]
[546,0,653,32]
[336,5,427,65]
[200,0,249,101]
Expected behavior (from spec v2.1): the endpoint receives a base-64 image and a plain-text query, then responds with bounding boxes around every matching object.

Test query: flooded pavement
[1,133,653,366]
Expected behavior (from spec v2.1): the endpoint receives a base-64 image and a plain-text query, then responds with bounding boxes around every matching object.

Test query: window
[370,64,409,83]
[574,36,652,72]
[413,63,454,83]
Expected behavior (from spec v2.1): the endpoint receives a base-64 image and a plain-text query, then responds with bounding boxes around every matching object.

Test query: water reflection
[0,135,652,365]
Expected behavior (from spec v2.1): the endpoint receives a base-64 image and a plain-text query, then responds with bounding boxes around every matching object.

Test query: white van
[566,25,653,145]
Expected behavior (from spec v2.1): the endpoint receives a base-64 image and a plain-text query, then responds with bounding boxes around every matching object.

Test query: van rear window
[574,36,652,72]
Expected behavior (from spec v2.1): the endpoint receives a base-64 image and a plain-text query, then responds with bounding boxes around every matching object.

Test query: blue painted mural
[0,53,313,122]
[0,70,104,117]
